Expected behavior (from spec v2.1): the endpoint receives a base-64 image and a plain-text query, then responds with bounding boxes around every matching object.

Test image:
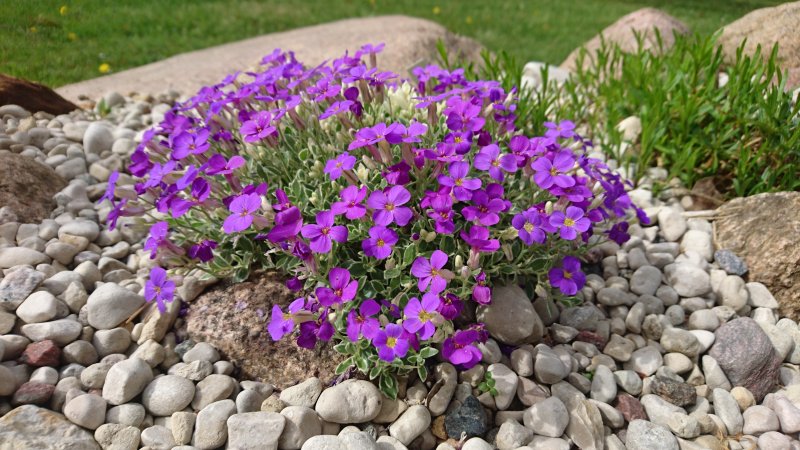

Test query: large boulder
[0,153,66,223]
[184,271,345,388]
[56,15,483,102]
[561,8,690,71]
[0,74,78,115]
[717,1,800,90]
[0,404,100,450]
[714,192,800,321]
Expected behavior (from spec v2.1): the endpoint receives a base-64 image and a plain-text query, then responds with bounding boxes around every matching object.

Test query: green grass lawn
[0,0,784,87]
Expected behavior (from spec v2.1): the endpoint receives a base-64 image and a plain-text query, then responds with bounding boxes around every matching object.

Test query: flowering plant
[102,44,645,397]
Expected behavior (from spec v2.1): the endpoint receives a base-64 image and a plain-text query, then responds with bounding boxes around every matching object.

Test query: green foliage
[471,33,800,198]
[477,370,498,396]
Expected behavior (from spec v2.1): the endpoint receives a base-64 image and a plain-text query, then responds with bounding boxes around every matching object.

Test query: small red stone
[615,393,647,422]
[11,382,55,406]
[18,340,61,367]
[575,330,607,349]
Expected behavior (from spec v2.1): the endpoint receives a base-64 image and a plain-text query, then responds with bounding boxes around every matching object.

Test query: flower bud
[500,227,519,241]
[460,265,470,279]
[454,255,464,271]
[545,201,554,215]
[424,231,437,243]
[502,243,513,261]
[355,165,370,183]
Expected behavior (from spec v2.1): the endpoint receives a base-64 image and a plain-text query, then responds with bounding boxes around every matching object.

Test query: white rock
[83,122,114,155]
[193,399,236,450]
[279,405,322,449]
[742,405,780,435]
[664,263,710,297]
[680,230,713,262]
[141,425,175,450]
[495,420,533,450]
[488,363,517,410]
[746,282,779,309]
[388,405,430,445]
[712,388,743,435]
[20,318,82,345]
[657,208,687,242]
[191,374,236,411]
[315,379,381,424]
[280,377,322,408]
[625,419,679,450]
[590,365,617,404]
[141,375,195,416]
[16,291,59,323]
[106,403,145,427]
[523,395,568,437]
[102,357,153,405]
[64,393,107,430]
[86,283,145,330]
[630,266,662,296]
[226,411,285,450]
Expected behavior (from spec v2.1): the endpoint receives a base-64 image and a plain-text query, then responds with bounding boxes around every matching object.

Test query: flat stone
[226,411,285,450]
[279,405,322,450]
[19,339,61,366]
[0,404,100,449]
[523,395,568,438]
[192,374,236,411]
[193,399,236,450]
[86,283,145,330]
[141,375,195,416]
[20,319,81,346]
[708,317,781,401]
[625,419,679,450]
[0,267,44,311]
[56,16,483,102]
[389,405,430,446]
[445,396,488,439]
[64,393,107,430]
[102,358,153,405]
[315,379,381,424]
[93,423,141,450]
[477,285,543,345]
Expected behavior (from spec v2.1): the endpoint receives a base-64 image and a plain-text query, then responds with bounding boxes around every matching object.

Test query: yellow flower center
[386,337,397,348]
[376,239,385,247]
[524,223,534,232]
[564,218,575,227]
[430,268,440,277]
[419,311,434,322]
[454,136,463,143]
[283,312,292,320]
[550,167,558,176]
[334,289,343,297]
[563,270,573,279]
[385,203,395,211]
[454,178,463,186]
[491,160,500,167]
[321,227,330,235]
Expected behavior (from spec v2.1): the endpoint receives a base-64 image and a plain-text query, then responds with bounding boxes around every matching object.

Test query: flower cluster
[102,44,645,397]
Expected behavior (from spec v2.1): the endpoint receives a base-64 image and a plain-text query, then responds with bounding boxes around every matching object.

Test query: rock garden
[1,3,800,450]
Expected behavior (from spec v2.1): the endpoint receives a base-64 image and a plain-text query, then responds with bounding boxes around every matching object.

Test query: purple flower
[190,178,210,202]
[172,129,210,159]
[398,122,427,143]
[240,111,276,142]
[331,185,367,219]
[367,186,413,226]
[175,165,198,190]
[411,250,449,294]
[286,277,303,292]
[512,210,547,245]
[206,154,246,176]
[531,151,576,189]
[548,256,586,296]
[144,266,175,313]
[362,226,398,259]
[266,206,303,243]
[223,193,261,233]
[382,161,411,185]
[316,268,358,307]
[437,293,463,320]
[373,324,410,362]
[544,120,576,139]
[297,315,335,349]
[267,297,305,340]
[607,222,630,245]
[472,272,491,305]
[188,240,217,262]
[473,144,517,181]
[272,189,293,211]
[442,329,482,369]
[301,210,348,254]
[438,162,481,201]
[403,295,441,340]
[460,225,500,253]
[549,206,591,240]
[461,190,504,226]
[346,299,381,342]
[144,222,169,259]
[324,153,357,180]
[426,193,455,234]
[348,122,399,150]
[319,100,354,120]
[99,171,119,204]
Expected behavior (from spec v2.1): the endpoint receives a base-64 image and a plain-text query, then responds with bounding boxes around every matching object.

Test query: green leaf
[418,347,438,359]
[417,364,428,382]
[334,357,353,375]
[383,268,402,280]
[402,246,417,266]
[333,343,349,354]
[379,374,398,400]
[368,365,382,380]
[354,356,369,374]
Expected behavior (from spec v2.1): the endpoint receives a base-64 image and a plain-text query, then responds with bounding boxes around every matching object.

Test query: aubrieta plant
[102,44,646,398]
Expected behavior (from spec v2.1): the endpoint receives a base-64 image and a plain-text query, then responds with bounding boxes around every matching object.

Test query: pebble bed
[1,93,800,450]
